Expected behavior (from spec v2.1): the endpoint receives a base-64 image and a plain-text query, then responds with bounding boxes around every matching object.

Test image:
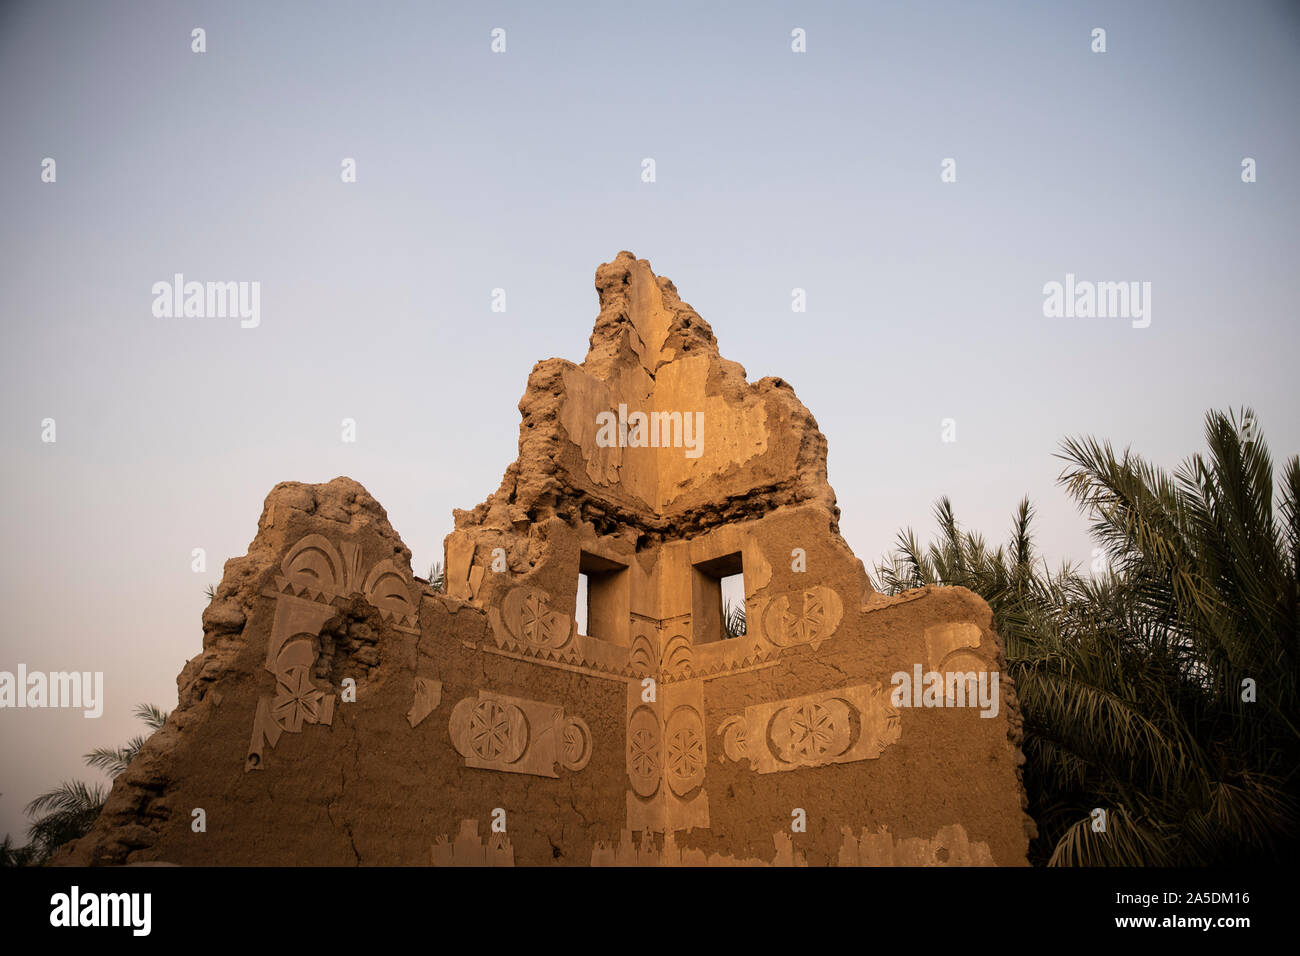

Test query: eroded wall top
[457,252,840,539]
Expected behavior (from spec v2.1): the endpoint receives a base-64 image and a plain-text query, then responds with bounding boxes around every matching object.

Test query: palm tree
[1056,408,1298,777]
[873,408,1299,865]
[84,703,169,777]
[23,781,108,862]
[14,702,169,865]
[0,832,36,867]
[723,599,746,639]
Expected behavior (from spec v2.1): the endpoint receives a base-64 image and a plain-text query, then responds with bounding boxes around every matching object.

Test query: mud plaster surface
[56,253,1035,867]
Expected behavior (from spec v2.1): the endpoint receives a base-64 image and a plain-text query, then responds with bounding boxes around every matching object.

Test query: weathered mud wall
[57,253,1034,866]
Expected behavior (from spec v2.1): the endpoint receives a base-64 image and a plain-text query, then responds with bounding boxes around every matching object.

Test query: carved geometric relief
[484,593,650,681]
[624,680,710,833]
[662,634,694,672]
[449,689,592,778]
[246,531,425,772]
[717,715,747,763]
[717,682,900,774]
[664,706,706,796]
[628,614,696,679]
[246,593,339,773]
[273,533,419,634]
[269,639,334,732]
[629,633,657,675]
[361,559,420,633]
[280,533,348,594]
[559,714,593,771]
[758,586,844,650]
[770,697,851,766]
[467,698,529,762]
[499,587,574,652]
[924,621,988,673]
[626,706,661,798]
[246,655,335,771]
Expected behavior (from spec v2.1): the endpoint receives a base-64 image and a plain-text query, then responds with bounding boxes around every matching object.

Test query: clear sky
[2,0,1297,845]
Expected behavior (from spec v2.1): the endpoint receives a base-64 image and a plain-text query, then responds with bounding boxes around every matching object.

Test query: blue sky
[2,0,1297,843]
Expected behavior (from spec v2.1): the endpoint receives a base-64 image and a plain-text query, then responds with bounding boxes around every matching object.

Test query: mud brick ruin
[58,252,1035,866]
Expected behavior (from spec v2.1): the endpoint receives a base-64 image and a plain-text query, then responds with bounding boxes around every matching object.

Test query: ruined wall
[56,253,1034,866]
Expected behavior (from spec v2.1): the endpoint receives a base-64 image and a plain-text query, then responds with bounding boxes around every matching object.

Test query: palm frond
[873,408,1300,864]
[722,599,746,639]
